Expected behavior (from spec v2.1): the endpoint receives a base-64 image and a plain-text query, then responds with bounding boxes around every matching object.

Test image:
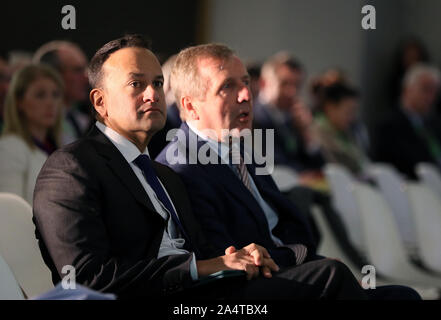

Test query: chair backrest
[354,183,441,287]
[407,184,441,273]
[324,163,365,252]
[416,162,441,198]
[0,192,53,297]
[367,163,418,253]
[354,183,411,276]
[0,253,25,300]
[310,205,364,281]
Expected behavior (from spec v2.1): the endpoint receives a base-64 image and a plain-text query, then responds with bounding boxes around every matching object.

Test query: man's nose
[143,85,158,103]
[237,85,251,103]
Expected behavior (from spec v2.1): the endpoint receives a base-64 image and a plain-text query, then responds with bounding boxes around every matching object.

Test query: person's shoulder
[44,135,101,171]
[155,127,190,168]
[0,134,31,156]
[54,135,94,156]
[0,133,28,147]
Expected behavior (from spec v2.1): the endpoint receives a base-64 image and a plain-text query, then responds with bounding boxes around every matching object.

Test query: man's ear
[181,96,199,121]
[90,88,106,119]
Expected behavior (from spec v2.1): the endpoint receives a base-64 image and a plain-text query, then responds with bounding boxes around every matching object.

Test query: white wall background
[206,0,441,126]
[208,0,364,86]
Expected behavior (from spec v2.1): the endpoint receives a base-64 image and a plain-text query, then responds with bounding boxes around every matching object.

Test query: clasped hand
[222,243,280,280]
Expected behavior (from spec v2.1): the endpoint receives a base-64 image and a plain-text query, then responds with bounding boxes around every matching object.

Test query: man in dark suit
[370,63,441,179]
[253,52,324,172]
[156,43,420,300]
[32,35,374,300]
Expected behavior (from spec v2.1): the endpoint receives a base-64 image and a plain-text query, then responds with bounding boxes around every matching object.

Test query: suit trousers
[174,258,369,300]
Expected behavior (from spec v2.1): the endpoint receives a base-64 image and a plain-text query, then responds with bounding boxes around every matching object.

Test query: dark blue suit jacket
[156,123,317,267]
[253,100,325,172]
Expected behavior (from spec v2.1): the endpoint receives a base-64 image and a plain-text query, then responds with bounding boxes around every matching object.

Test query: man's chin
[144,119,167,136]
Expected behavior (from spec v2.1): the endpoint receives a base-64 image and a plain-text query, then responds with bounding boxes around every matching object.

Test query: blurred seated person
[0,64,63,204]
[246,61,262,100]
[389,37,430,107]
[148,54,182,158]
[33,41,92,145]
[0,57,12,132]
[312,83,371,177]
[310,69,370,157]
[371,64,441,179]
[254,51,325,177]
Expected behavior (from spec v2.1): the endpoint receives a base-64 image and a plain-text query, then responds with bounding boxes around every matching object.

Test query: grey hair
[402,63,441,89]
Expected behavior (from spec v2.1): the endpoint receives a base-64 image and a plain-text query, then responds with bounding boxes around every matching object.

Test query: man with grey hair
[371,63,441,179]
[157,43,420,300]
[33,41,92,145]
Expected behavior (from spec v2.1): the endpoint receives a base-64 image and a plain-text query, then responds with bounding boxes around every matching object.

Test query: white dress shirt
[96,121,198,280]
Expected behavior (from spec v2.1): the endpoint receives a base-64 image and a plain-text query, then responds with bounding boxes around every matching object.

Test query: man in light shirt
[157,43,421,300]
[33,34,289,299]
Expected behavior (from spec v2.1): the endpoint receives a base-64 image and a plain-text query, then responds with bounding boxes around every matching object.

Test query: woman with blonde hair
[0,64,63,204]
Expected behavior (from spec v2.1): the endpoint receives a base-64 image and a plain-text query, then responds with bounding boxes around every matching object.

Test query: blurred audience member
[0,64,63,204]
[254,51,325,174]
[162,53,182,127]
[246,61,261,100]
[8,50,33,73]
[309,68,348,113]
[312,83,370,177]
[0,57,12,131]
[371,64,441,179]
[33,41,92,145]
[148,54,182,158]
[389,37,430,106]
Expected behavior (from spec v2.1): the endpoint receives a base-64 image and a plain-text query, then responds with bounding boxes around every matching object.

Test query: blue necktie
[134,154,190,242]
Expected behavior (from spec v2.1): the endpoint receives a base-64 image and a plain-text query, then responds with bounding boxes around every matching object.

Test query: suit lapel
[152,162,200,255]
[89,127,158,215]
[179,123,272,233]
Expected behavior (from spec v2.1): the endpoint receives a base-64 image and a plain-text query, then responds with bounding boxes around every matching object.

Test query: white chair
[0,253,25,300]
[324,164,365,253]
[416,162,441,197]
[407,184,441,274]
[367,163,419,256]
[0,192,53,297]
[354,183,441,290]
[310,205,366,282]
[311,202,441,299]
[271,165,299,192]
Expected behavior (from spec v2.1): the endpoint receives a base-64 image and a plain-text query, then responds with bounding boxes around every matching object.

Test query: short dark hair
[88,34,152,88]
[321,83,359,106]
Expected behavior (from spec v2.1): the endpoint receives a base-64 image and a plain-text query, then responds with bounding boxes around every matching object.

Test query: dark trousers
[176,258,421,300]
[178,258,369,300]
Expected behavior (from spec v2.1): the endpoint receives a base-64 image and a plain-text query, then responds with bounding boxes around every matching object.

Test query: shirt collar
[186,121,253,165]
[95,121,149,163]
[186,121,230,164]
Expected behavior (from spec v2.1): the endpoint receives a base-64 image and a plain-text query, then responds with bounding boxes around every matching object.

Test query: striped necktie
[229,139,254,195]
